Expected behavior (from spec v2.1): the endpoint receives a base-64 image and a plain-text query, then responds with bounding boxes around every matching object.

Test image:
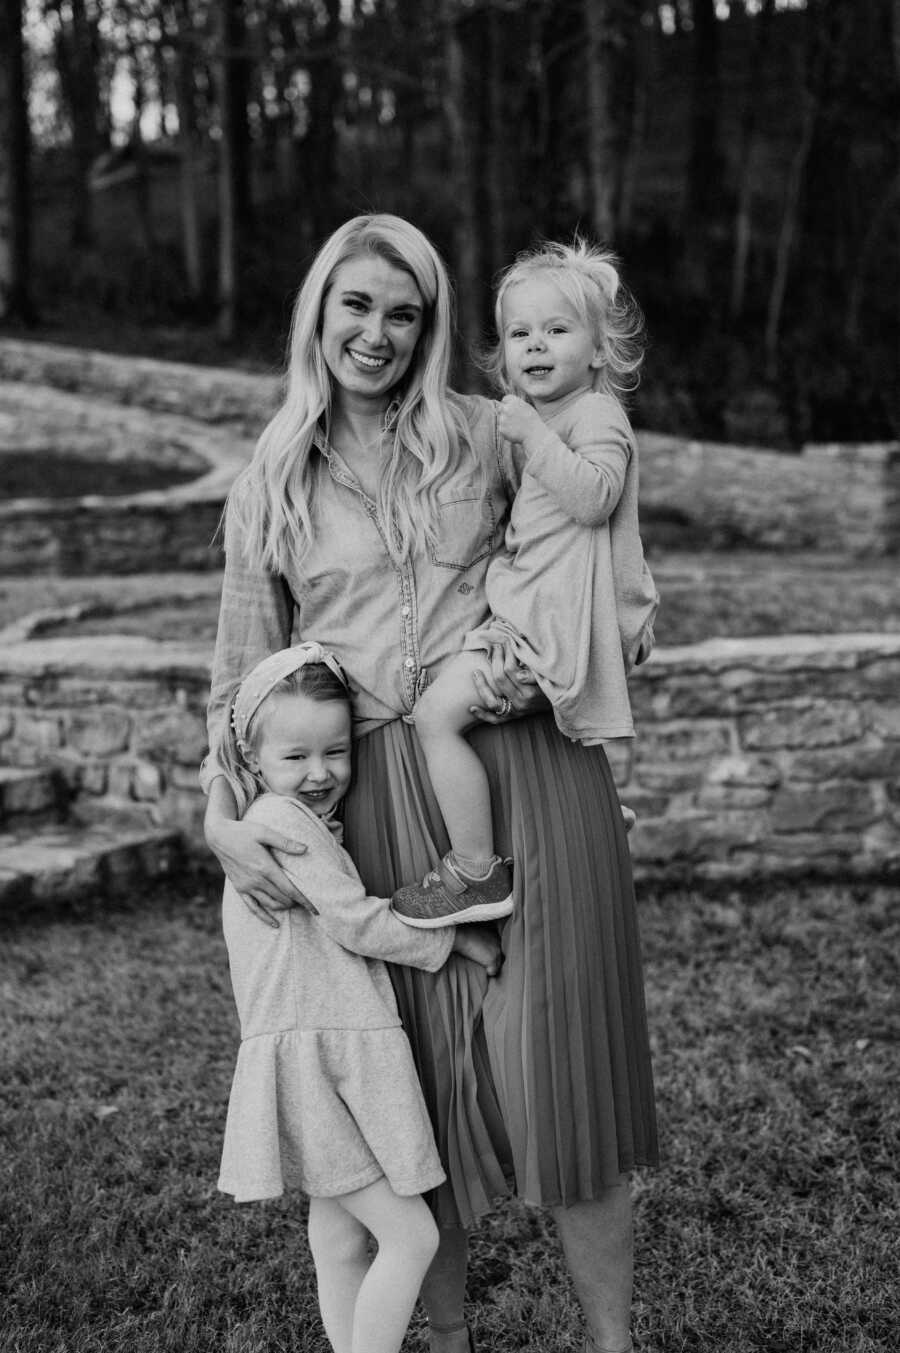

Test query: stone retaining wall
[2,633,897,886]
[638,433,900,555]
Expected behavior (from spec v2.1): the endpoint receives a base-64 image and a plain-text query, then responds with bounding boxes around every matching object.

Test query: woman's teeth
[348,349,389,369]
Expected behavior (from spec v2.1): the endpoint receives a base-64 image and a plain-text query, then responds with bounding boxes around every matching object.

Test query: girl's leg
[420,1225,471,1353]
[338,1177,440,1353]
[307,1196,371,1353]
[552,1183,634,1353]
[413,652,497,866]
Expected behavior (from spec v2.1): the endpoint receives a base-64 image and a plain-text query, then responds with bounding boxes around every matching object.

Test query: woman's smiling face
[319,254,425,411]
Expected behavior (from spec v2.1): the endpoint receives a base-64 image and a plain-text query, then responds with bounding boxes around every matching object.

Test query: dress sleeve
[253,798,455,972]
[523,396,631,527]
[201,484,296,789]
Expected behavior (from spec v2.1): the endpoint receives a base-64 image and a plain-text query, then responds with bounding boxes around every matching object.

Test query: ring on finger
[496,695,512,717]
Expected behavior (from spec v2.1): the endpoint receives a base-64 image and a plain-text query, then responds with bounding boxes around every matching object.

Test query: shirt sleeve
[251,797,455,972]
[522,395,632,528]
[200,481,296,791]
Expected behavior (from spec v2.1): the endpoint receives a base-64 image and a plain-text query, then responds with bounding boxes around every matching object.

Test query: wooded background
[0,0,897,445]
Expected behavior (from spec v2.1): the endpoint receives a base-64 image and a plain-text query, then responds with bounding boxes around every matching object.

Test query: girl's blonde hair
[229,213,473,572]
[487,238,645,403]
[218,663,351,818]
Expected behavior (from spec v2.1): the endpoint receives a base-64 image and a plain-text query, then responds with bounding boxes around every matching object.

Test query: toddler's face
[501,276,601,411]
[249,693,352,815]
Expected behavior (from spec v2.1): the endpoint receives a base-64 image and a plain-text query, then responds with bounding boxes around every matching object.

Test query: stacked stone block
[1,633,897,891]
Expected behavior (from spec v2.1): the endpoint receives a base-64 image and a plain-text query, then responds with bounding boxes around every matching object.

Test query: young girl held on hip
[215,641,501,1353]
[392,239,658,930]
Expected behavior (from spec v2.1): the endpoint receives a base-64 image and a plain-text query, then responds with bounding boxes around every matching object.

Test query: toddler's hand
[499,394,546,447]
[452,925,504,977]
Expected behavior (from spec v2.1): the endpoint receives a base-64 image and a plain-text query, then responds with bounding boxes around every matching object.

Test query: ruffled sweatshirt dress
[218,792,453,1203]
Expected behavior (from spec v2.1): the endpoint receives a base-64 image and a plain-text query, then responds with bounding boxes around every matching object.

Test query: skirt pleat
[343,713,657,1227]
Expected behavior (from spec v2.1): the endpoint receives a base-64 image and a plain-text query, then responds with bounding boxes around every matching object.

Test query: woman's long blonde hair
[230,214,472,572]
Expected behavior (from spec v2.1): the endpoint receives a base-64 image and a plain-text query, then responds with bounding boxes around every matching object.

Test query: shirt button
[404,657,415,670]
[401,605,411,618]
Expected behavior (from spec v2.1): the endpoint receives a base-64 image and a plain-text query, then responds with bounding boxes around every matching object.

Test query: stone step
[0,765,68,829]
[0,813,183,913]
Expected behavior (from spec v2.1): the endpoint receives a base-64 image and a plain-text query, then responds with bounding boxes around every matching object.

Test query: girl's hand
[469,643,546,725]
[205,808,316,928]
[498,394,546,448]
[452,925,504,977]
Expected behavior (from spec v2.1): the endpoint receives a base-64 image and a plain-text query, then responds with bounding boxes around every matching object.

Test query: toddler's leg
[413,652,496,866]
[339,1178,440,1353]
[393,652,514,927]
[307,1196,371,1353]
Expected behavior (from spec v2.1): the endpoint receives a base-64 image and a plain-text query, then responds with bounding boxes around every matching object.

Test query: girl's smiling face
[319,255,425,412]
[248,693,352,815]
[501,275,602,411]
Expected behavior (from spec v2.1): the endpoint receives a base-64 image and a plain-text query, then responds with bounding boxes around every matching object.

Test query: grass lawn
[1,879,897,1353]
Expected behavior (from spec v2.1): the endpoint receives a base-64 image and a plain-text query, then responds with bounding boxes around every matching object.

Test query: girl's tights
[307,1178,440,1353]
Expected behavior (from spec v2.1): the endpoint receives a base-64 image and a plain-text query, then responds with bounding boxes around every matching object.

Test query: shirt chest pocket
[429,490,497,572]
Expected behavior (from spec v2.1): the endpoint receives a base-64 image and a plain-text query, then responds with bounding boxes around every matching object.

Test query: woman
[203,214,657,1353]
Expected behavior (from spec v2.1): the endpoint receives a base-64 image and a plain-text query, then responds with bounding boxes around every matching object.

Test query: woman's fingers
[469,667,548,724]
[240,893,282,929]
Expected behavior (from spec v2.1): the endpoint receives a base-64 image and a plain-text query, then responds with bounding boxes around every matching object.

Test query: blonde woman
[203,214,657,1353]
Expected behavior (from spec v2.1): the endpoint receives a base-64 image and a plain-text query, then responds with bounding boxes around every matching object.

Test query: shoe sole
[392,893,514,929]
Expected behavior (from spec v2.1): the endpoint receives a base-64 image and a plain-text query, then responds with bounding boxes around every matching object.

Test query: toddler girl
[392,240,658,929]
[215,642,500,1353]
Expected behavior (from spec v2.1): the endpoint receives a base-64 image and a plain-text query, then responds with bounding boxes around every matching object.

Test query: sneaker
[392,854,514,929]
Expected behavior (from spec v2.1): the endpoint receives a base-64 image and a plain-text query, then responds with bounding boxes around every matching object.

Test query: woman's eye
[391,311,416,325]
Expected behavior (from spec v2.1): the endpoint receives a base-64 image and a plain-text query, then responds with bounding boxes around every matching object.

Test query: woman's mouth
[347,348,390,370]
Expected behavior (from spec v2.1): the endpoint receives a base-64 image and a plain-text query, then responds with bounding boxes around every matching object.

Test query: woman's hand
[469,643,547,725]
[205,789,316,928]
[452,925,504,977]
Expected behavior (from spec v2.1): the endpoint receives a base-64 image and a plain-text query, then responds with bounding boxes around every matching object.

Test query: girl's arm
[250,798,499,973]
[498,393,630,527]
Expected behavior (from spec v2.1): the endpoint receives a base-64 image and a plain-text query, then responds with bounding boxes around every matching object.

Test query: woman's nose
[362,313,387,346]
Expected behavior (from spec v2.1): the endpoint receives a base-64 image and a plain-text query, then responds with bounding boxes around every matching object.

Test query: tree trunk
[216,0,239,342]
[173,0,202,301]
[583,0,641,242]
[764,86,819,376]
[54,0,99,248]
[618,4,655,236]
[306,0,342,240]
[682,0,721,295]
[728,0,776,320]
[441,1,481,379]
[0,0,33,321]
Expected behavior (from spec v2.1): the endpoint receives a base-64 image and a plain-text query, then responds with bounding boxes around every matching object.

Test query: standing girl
[392,239,657,929]
[215,641,500,1353]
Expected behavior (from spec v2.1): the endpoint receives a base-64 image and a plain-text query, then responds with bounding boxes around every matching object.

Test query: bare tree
[728,0,776,321]
[0,0,33,321]
[51,0,102,247]
[583,0,642,242]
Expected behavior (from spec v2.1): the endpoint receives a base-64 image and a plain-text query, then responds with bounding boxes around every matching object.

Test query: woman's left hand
[469,643,547,724]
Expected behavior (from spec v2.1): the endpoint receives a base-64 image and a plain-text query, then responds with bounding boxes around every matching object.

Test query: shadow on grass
[1,878,898,1352]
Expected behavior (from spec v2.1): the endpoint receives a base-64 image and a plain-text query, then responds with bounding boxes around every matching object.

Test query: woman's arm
[498,394,629,527]
[203,488,310,916]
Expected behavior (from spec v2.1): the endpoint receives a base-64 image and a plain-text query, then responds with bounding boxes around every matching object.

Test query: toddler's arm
[499,393,630,527]
[246,797,457,972]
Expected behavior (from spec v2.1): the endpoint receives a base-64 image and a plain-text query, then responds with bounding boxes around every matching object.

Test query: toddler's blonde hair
[487,238,645,403]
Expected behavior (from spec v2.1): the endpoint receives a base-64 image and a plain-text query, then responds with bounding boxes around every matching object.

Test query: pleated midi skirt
[342,712,658,1228]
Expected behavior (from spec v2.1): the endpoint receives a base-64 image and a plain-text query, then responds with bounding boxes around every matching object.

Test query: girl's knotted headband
[230,642,349,756]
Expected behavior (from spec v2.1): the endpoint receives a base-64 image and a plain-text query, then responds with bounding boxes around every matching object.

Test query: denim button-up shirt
[204,394,515,779]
